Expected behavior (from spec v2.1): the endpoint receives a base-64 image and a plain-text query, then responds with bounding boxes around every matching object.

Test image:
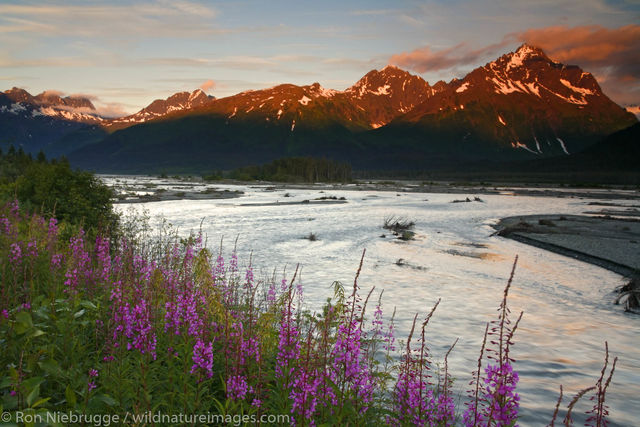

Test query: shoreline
[104,174,640,204]
[494,214,640,277]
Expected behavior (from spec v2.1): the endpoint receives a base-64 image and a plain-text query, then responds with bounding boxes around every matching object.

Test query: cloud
[349,9,396,16]
[68,93,99,101]
[94,103,131,118]
[34,89,132,117]
[0,1,221,39]
[199,80,215,92]
[58,99,132,118]
[389,41,510,73]
[515,25,639,78]
[39,89,64,97]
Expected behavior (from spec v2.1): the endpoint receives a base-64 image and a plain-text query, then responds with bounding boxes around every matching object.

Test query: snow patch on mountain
[556,137,570,155]
[626,105,640,118]
[559,79,595,96]
[0,103,27,114]
[506,45,537,71]
[456,82,469,93]
[310,84,338,98]
[298,96,311,105]
[492,77,520,95]
[373,85,391,95]
[525,82,540,97]
[511,141,537,154]
[547,89,588,105]
[188,89,204,102]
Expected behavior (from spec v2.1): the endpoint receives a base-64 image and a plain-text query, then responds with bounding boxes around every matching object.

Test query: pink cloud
[39,89,64,97]
[199,79,216,92]
[389,41,509,73]
[94,103,130,118]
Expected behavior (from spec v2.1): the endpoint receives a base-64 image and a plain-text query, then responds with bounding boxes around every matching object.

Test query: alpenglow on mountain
[1,44,636,172]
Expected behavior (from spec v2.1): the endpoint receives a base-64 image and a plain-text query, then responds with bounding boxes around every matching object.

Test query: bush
[0,147,117,235]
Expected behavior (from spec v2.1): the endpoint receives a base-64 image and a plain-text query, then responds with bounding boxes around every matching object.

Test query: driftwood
[615,277,640,313]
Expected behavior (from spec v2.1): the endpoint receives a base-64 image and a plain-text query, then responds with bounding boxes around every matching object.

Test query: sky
[1,0,638,117]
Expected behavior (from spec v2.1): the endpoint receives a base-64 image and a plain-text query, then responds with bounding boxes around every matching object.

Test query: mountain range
[1,44,637,174]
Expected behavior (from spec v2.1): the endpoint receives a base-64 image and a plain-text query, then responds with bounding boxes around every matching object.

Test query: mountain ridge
[2,44,637,173]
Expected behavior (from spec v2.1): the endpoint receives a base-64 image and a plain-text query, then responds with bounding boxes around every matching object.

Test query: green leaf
[65,385,76,408]
[38,359,61,377]
[79,300,97,310]
[95,393,117,407]
[20,377,43,393]
[0,376,12,388]
[73,309,86,319]
[31,397,50,408]
[28,329,46,339]
[26,384,40,407]
[15,311,33,327]
[14,311,33,334]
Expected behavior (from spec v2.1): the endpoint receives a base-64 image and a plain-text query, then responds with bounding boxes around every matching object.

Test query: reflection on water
[109,178,639,426]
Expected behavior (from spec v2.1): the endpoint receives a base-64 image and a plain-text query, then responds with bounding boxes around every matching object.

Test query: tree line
[228,156,352,183]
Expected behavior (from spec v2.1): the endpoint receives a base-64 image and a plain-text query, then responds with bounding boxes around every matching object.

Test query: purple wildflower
[50,253,64,271]
[95,235,111,282]
[230,251,238,273]
[0,216,11,234]
[123,299,157,360]
[26,239,38,258]
[48,217,58,239]
[9,199,19,216]
[226,374,251,400]
[191,339,214,379]
[9,242,22,264]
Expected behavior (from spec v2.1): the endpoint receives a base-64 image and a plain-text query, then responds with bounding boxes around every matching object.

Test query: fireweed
[0,201,620,425]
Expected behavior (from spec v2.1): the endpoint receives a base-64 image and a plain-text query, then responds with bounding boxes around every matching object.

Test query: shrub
[383,216,415,233]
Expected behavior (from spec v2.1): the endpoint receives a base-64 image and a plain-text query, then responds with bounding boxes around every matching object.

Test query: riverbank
[103,173,640,204]
[494,214,640,277]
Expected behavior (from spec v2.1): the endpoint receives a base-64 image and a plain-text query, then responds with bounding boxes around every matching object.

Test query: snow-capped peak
[188,88,205,102]
[506,44,546,71]
[381,64,400,72]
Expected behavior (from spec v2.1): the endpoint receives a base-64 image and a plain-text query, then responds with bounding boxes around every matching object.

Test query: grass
[383,216,416,241]
[383,215,415,233]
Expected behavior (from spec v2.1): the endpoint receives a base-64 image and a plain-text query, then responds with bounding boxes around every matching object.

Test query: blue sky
[1,0,638,116]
